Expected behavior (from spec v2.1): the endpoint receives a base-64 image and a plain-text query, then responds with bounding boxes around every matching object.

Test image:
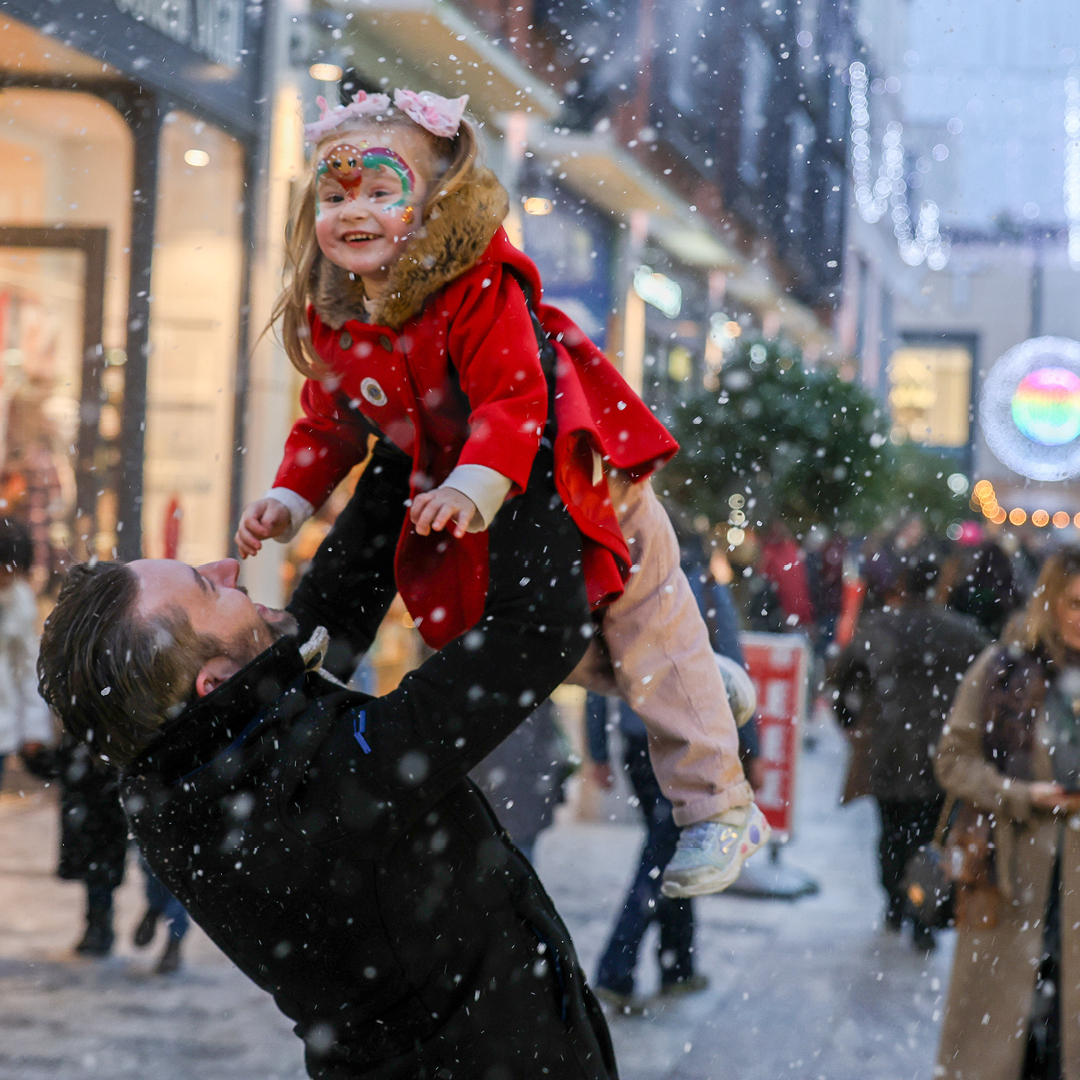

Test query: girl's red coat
[274,228,678,648]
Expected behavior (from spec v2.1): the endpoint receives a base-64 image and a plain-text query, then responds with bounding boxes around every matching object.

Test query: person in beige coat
[935,546,1080,1080]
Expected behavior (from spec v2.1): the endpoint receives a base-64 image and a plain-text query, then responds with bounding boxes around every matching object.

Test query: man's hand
[236,498,292,558]
[410,487,478,538]
[1029,781,1080,815]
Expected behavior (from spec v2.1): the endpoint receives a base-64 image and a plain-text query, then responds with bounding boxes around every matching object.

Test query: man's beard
[226,609,299,668]
[263,608,299,643]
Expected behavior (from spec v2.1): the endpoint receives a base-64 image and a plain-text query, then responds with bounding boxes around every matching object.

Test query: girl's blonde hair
[271,111,480,378]
[1018,545,1080,660]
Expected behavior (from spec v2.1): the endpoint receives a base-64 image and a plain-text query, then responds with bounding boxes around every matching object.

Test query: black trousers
[876,796,944,924]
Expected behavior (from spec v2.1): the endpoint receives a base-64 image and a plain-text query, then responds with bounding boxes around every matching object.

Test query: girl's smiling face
[313,126,430,289]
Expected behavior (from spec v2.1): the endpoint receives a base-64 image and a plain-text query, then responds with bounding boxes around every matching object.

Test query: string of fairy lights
[848,61,950,270]
[1065,74,1080,268]
[971,480,1080,529]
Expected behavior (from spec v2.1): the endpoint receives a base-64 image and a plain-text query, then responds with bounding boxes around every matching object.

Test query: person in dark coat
[830,547,989,950]
[948,539,1024,639]
[55,736,129,955]
[37,450,618,1080]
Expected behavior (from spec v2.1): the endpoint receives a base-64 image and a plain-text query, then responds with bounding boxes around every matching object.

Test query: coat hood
[313,167,510,332]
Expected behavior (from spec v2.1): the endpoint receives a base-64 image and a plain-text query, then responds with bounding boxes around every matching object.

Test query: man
[830,545,989,951]
[38,451,618,1080]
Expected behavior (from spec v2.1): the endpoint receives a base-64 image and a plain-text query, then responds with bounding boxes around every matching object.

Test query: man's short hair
[38,562,223,768]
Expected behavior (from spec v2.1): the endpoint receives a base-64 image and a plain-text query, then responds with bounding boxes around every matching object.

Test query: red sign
[740,633,810,842]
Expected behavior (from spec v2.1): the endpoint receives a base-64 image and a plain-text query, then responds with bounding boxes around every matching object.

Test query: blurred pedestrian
[935,547,1080,1080]
[948,539,1024,639]
[0,520,53,787]
[56,735,128,956]
[806,525,847,649]
[759,521,815,631]
[133,856,189,974]
[831,547,988,950]
[727,532,786,634]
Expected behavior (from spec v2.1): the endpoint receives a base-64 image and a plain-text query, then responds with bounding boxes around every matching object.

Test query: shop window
[0,84,133,576]
[888,343,972,447]
[144,111,243,565]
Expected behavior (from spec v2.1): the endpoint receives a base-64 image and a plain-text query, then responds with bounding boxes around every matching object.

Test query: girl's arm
[444,267,548,500]
[270,377,373,536]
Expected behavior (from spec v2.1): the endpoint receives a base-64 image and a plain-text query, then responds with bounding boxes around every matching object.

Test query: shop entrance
[1,24,249,568]
[0,227,116,582]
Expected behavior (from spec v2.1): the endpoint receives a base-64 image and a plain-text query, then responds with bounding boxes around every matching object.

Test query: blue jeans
[142,856,189,942]
[595,735,694,996]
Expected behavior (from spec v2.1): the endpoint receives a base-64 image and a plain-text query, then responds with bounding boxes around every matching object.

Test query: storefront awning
[527,126,834,351]
[334,0,562,120]
[725,265,832,352]
[524,125,743,272]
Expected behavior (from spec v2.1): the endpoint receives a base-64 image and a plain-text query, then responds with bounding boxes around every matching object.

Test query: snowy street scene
[2,0,1080,1078]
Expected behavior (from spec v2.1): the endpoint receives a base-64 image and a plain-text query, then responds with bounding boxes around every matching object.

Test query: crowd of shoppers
[831,547,989,950]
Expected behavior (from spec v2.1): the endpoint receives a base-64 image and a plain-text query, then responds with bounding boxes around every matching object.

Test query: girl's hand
[236,498,292,558]
[411,488,478,539]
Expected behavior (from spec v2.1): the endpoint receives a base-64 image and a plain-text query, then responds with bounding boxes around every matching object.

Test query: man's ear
[195,655,243,699]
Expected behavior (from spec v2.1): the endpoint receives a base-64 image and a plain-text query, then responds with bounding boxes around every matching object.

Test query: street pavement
[0,713,953,1080]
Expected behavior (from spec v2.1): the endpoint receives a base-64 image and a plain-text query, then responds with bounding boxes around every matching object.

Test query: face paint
[318,141,368,195]
[316,141,417,211]
[357,147,416,208]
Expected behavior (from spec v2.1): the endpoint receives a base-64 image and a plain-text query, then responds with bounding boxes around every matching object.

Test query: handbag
[901,843,954,929]
[903,796,999,930]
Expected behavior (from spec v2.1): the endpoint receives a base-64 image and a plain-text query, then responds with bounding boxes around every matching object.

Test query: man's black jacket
[122,455,618,1079]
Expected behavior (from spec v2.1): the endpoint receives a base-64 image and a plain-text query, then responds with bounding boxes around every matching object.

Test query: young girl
[237,89,767,896]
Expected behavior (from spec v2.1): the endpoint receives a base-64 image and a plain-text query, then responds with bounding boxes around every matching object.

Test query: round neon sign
[980,337,1080,480]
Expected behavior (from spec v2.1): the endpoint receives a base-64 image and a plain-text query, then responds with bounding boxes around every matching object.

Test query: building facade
[845,0,1080,521]
[0,0,278,573]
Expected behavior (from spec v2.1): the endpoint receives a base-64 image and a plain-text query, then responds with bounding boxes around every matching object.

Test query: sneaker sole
[593,986,648,1015]
[660,809,772,898]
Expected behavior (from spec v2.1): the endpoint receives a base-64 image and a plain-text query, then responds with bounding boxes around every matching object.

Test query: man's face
[130,559,296,691]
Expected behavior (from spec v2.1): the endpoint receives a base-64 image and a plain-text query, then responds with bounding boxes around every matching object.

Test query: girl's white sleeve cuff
[264,488,316,543]
[440,465,513,531]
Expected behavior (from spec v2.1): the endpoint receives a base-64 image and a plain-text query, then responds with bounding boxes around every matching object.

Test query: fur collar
[312,167,509,332]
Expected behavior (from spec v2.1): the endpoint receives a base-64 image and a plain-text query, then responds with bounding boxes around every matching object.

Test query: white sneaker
[660,803,771,898]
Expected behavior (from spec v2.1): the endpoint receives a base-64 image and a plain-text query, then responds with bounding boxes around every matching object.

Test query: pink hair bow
[393,89,469,138]
[304,91,392,143]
